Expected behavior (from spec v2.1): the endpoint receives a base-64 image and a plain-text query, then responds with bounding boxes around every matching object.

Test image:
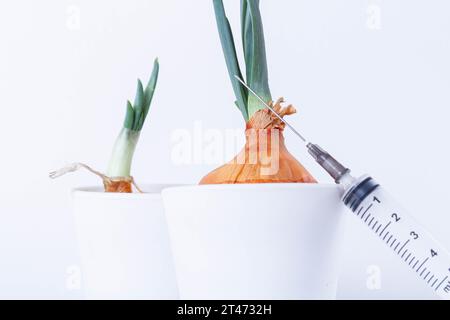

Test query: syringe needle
[234,75,308,144]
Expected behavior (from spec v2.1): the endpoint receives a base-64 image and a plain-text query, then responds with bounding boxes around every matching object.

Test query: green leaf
[133,79,145,109]
[132,79,145,130]
[123,100,135,129]
[137,58,159,130]
[241,0,252,81]
[123,59,159,131]
[241,0,271,118]
[240,0,248,55]
[213,0,248,121]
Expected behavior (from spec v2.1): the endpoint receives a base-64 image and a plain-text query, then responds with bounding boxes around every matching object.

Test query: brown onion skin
[199,128,316,184]
[104,180,133,193]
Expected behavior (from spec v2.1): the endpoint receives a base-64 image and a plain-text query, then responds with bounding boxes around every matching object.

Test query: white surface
[72,185,178,299]
[0,0,449,299]
[163,183,346,299]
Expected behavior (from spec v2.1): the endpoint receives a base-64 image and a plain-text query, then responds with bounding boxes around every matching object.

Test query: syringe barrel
[342,176,450,300]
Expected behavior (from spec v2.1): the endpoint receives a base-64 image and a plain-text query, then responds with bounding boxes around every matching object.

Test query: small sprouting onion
[49,58,160,193]
[106,58,159,179]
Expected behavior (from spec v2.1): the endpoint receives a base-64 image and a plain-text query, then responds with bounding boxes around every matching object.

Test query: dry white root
[49,162,143,193]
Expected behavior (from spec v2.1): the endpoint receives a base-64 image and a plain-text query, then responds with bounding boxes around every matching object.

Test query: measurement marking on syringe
[420,268,427,277]
[401,249,408,259]
[376,224,382,234]
[431,278,439,288]
[416,258,429,273]
[368,217,375,227]
[409,256,415,266]
[424,271,431,281]
[413,260,420,269]
[435,276,448,291]
[405,252,411,262]
[394,242,400,251]
[361,204,372,219]
[427,274,434,283]
[383,231,390,241]
[371,220,378,229]
[365,214,371,223]
[390,239,397,247]
[387,235,393,244]
[398,240,410,254]
[357,206,364,216]
[380,221,391,240]
[387,236,394,245]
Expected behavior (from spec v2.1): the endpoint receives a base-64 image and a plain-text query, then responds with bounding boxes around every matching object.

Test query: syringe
[235,76,450,299]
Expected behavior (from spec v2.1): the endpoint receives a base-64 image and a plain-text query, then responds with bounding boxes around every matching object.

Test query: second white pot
[72,184,178,299]
[162,183,347,299]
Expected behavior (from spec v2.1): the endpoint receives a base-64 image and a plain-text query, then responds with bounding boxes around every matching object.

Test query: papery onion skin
[199,130,316,184]
[104,180,133,193]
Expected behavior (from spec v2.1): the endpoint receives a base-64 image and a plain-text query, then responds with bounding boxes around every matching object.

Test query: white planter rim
[162,182,340,194]
[72,183,181,200]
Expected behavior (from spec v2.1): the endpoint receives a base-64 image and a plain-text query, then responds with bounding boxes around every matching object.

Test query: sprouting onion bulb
[200,1,316,184]
[105,58,159,192]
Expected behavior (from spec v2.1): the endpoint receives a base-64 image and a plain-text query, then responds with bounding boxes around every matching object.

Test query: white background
[0,0,449,299]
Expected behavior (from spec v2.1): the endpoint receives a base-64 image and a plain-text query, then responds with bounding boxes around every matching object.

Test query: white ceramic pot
[162,183,346,300]
[72,184,178,299]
